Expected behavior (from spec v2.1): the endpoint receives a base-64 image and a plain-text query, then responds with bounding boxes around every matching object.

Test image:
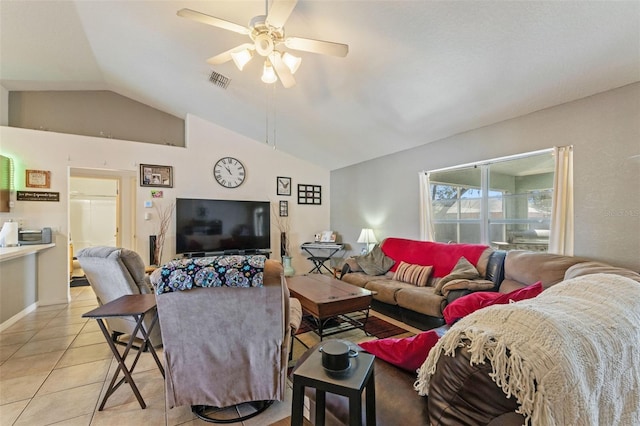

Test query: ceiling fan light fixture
[282,51,301,74]
[179,2,349,89]
[261,59,278,84]
[255,32,275,56]
[230,48,253,71]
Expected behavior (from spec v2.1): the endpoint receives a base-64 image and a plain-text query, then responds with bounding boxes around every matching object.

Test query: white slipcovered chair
[76,246,162,347]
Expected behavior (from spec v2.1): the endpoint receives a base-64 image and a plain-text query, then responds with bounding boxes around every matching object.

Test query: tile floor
[0,286,295,426]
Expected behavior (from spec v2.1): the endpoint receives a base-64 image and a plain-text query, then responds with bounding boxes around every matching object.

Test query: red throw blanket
[380,238,488,277]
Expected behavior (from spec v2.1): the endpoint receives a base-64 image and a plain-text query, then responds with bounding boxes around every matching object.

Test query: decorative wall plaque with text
[17,191,60,201]
[26,170,51,188]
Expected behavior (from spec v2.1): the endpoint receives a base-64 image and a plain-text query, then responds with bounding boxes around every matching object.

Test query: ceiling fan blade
[284,37,349,57]
[266,0,298,29]
[206,43,254,65]
[177,8,249,35]
[270,53,296,88]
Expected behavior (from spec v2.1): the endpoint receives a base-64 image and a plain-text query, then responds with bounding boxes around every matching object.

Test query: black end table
[82,294,164,410]
[291,344,375,426]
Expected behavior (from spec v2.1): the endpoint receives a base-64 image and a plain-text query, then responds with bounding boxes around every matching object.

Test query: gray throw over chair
[76,246,162,348]
[149,257,302,423]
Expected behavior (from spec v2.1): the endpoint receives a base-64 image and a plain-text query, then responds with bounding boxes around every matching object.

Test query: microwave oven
[18,227,53,245]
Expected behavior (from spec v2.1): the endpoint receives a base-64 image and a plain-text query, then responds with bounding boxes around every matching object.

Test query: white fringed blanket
[415,273,640,425]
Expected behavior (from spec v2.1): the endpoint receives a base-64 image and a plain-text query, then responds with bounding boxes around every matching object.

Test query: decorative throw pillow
[393,261,433,287]
[359,330,440,371]
[355,245,395,276]
[492,280,544,304]
[155,255,265,294]
[434,256,480,295]
[443,281,543,325]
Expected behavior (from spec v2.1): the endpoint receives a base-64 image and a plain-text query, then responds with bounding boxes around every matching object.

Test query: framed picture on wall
[26,169,51,188]
[140,164,173,188]
[297,184,321,205]
[279,200,288,217]
[277,176,291,196]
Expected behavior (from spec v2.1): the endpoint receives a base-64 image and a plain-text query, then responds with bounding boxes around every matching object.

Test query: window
[425,150,555,252]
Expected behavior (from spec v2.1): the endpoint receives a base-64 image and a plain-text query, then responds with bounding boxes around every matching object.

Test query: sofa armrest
[428,343,523,425]
[485,250,506,290]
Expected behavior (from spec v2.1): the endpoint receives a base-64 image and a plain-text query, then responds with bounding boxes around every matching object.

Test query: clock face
[214,157,246,188]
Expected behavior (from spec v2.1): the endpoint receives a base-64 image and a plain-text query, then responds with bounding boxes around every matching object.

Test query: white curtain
[549,145,574,255]
[419,172,436,241]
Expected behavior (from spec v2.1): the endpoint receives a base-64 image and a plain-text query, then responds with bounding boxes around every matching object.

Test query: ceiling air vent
[209,71,230,89]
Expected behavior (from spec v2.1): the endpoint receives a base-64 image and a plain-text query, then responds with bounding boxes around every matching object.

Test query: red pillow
[443,281,543,325]
[358,330,440,371]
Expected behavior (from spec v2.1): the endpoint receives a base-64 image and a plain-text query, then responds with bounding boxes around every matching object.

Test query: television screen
[175,198,270,255]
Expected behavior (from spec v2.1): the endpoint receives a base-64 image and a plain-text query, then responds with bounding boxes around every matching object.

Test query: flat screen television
[175,198,270,256]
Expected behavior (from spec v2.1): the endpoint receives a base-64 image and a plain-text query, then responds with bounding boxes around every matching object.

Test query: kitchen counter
[0,243,55,262]
[0,243,56,328]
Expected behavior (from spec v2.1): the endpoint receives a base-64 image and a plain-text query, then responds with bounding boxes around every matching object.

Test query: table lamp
[357,228,377,254]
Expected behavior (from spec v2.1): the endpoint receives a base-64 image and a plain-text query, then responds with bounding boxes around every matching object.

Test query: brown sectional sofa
[305,247,640,425]
[340,237,505,329]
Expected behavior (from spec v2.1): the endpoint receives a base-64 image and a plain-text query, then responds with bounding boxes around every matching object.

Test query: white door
[70,177,118,251]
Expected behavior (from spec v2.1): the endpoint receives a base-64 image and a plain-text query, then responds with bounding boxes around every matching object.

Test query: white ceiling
[2,1,639,170]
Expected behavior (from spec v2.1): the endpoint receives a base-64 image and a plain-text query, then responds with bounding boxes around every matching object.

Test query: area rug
[290,311,414,371]
[295,313,411,340]
[269,416,312,426]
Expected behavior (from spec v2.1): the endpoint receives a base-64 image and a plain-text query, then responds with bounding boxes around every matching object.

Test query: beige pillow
[355,245,395,275]
[434,256,479,295]
[393,261,433,287]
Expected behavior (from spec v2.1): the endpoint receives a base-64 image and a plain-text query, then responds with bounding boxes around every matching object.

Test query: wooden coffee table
[286,274,374,340]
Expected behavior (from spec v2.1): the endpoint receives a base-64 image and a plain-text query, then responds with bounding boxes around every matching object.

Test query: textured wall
[0,113,330,306]
[9,90,185,146]
[332,83,640,271]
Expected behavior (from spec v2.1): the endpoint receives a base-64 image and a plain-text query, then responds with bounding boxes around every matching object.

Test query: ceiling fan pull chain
[265,85,270,145]
[273,83,277,150]
[265,83,277,149]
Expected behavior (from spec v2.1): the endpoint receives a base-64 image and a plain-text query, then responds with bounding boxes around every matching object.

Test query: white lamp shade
[357,228,377,245]
[231,48,253,71]
[282,52,301,74]
[261,59,278,84]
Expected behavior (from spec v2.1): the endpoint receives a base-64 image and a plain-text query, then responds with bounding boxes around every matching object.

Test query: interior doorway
[70,176,119,250]
[68,168,137,284]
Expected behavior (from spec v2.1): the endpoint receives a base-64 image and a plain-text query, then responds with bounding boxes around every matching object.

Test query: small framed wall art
[277,176,291,196]
[297,184,321,205]
[279,200,288,217]
[140,164,173,188]
[26,169,51,188]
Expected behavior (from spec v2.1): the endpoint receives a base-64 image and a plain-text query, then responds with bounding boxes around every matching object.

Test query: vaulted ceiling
[2,1,639,170]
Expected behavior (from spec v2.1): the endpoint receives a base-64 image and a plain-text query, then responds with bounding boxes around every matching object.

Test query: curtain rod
[422,147,557,175]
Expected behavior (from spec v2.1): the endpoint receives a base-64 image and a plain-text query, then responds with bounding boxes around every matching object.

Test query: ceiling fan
[177,0,348,88]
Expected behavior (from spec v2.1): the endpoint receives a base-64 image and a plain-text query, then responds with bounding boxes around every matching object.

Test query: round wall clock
[213,157,246,188]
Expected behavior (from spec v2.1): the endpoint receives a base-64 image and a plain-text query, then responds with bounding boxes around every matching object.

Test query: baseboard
[0,302,38,332]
